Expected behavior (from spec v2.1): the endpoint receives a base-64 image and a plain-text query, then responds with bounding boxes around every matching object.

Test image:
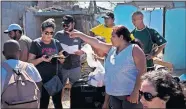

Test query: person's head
[41,18,56,43]
[102,12,115,27]
[132,11,144,28]
[3,40,21,60]
[62,15,75,32]
[4,24,23,40]
[111,25,142,48]
[140,71,186,108]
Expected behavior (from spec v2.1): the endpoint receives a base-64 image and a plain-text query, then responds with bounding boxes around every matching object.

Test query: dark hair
[41,18,56,31]
[113,25,143,48]
[142,71,186,108]
[132,11,144,17]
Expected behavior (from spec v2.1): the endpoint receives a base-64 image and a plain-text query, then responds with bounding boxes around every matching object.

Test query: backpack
[1,61,40,108]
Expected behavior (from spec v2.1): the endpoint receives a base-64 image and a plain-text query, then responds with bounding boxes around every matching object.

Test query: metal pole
[162,7,166,54]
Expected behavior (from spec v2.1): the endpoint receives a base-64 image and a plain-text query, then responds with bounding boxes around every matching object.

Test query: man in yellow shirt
[89,12,115,109]
[90,12,115,43]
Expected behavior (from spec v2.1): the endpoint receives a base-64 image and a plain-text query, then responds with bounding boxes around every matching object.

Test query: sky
[75,2,118,10]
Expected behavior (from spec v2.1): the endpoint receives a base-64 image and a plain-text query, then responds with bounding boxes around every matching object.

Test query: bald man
[131,11,167,71]
[1,40,42,92]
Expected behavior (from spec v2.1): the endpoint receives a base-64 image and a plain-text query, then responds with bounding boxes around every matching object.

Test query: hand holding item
[146,54,155,60]
[41,55,52,62]
[74,50,84,56]
[127,91,139,104]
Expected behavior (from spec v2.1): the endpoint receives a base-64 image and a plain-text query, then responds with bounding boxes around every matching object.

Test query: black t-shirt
[29,38,63,83]
[54,30,84,69]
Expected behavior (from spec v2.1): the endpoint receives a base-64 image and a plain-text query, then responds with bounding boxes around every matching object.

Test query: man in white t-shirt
[1,40,42,92]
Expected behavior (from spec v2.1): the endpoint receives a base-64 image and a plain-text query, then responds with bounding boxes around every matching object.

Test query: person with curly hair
[140,71,186,108]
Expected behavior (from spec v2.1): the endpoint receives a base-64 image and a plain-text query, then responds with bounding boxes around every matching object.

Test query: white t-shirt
[1,59,42,91]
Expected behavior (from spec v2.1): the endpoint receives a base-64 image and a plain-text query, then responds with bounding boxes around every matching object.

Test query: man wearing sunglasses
[90,12,115,44]
[54,15,85,101]
[4,24,32,62]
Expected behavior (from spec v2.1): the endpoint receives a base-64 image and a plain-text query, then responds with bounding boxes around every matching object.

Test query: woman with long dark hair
[67,25,146,108]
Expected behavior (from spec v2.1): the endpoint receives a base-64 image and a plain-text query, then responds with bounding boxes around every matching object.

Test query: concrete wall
[25,11,41,40]
[25,15,94,39]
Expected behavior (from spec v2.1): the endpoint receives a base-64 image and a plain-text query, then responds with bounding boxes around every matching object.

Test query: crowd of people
[1,11,186,109]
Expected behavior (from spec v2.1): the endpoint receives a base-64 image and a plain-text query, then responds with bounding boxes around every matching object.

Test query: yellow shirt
[90,24,113,43]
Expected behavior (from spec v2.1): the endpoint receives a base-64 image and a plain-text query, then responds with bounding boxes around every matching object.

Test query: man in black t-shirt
[54,15,84,85]
[54,15,84,101]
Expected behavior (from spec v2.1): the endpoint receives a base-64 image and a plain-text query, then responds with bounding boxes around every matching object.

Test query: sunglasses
[44,31,54,35]
[63,24,70,28]
[139,90,157,101]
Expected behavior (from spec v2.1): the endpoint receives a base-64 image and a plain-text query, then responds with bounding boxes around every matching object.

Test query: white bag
[81,44,105,87]
[88,60,105,87]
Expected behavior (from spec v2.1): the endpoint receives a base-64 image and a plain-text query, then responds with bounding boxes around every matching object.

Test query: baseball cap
[4,24,22,33]
[62,15,74,24]
[102,12,114,19]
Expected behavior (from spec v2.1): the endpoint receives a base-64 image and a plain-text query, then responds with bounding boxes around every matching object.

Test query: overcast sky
[76,2,118,10]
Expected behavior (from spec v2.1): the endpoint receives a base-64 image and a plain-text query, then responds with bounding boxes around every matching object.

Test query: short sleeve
[26,63,42,82]
[151,29,167,46]
[56,39,63,52]
[29,41,39,55]
[54,31,64,41]
[90,24,103,35]
[54,32,60,40]
[19,40,28,52]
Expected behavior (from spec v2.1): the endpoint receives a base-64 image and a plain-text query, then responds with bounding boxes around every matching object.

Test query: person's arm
[28,53,43,66]
[148,29,167,59]
[67,30,112,54]
[90,31,95,37]
[102,93,110,109]
[19,40,29,62]
[55,40,65,64]
[74,39,86,56]
[128,45,146,104]
[153,44,166,57]
[28,41,52,66]
[133,45,146,92]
